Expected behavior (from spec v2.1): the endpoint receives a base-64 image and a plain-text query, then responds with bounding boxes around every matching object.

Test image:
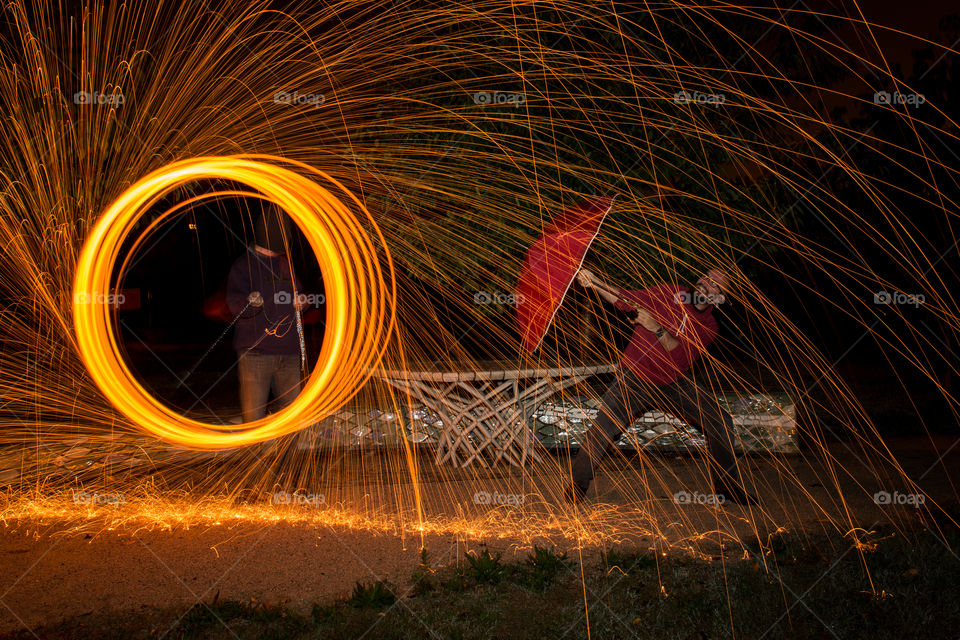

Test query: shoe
[564,484,587,505]
[715,480,758,506]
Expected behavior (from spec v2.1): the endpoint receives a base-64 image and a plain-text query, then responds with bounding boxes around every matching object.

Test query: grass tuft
[347,580,396,609]
[411,546,437,596]
[464,548,506,584]
[599,547,655,574]
[521,545,572,591]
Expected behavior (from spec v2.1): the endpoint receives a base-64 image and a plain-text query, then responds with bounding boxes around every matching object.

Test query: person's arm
[225,259,262,316]
[577,269,621,305]
[631,308,681,352]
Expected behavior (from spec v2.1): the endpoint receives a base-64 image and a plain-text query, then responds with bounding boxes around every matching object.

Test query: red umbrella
[516,195,616,352]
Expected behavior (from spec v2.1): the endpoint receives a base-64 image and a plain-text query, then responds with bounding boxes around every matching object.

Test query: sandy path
[1,436,956,635]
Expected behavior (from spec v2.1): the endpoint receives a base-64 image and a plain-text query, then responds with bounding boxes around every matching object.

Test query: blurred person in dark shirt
[226,207,306,423]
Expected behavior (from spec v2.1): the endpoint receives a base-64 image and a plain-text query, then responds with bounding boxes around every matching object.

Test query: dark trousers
[237,352,302,423]
[571,367,740,491]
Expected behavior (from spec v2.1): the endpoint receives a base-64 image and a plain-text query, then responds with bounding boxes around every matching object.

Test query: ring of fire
[73,155,394,449]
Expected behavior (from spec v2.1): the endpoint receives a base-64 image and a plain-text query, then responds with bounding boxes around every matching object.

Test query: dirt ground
[1,436,957,636]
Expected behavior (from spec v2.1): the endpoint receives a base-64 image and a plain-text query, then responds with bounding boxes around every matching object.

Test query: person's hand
[577,269,595,288]
[630,306,661,332]
[248,291,264,307]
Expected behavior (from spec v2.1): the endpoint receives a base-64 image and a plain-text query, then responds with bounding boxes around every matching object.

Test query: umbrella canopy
[516,195,615,353]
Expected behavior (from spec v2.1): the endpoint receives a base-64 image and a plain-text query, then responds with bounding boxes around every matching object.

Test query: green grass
[522,545,573,591]
[4,527,959,640]
[463,548,506,584]
[347,581,396,609]
[599,547,656,575]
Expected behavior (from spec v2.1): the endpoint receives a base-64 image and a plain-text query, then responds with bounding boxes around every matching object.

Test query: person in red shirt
[567,268,757,505]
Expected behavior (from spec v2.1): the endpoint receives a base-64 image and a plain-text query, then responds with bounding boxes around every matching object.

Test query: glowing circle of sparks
[73,155,394,449]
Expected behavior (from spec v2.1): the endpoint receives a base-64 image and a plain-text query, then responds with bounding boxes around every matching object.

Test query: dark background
[106,2,957,431]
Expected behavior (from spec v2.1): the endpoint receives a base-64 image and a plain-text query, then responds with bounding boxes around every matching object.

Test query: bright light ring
[73,155,395,449]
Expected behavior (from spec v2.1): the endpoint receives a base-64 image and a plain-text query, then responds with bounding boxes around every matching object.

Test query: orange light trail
[72,155,395,448]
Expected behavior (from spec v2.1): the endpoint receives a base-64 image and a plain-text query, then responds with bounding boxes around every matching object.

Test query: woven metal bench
[376,362,617,467]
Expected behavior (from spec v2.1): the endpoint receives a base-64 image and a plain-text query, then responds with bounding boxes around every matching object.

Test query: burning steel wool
[72,156,395,449]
